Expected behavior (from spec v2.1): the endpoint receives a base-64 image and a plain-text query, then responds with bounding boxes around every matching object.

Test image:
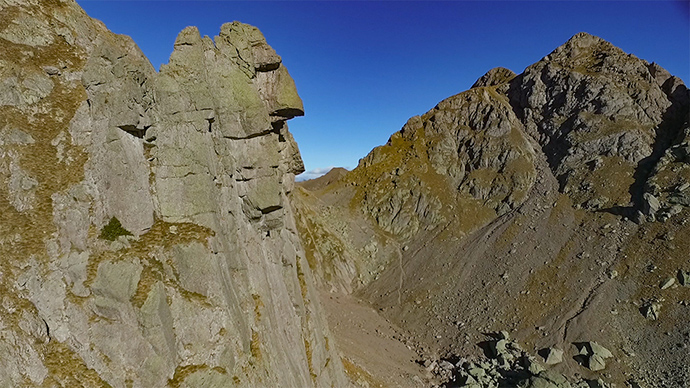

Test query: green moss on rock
[99,217,133,241]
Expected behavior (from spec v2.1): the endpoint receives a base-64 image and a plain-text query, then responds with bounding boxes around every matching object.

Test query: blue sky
[76,1,689,180]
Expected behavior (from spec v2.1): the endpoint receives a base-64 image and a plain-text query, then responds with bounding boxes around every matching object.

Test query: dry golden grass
[250,330,262,364]
[167,364,207,388]
[40,340,112,388]
[304,338,317,383]
[341,357,385,388]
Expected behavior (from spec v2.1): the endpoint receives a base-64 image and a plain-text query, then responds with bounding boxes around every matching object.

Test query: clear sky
[76,1,689,180]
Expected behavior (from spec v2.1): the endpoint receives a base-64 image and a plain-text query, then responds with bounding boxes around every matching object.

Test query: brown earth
[295,32,690,388]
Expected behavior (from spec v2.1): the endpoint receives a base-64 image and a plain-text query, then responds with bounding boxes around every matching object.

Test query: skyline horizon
[76,1,690,181]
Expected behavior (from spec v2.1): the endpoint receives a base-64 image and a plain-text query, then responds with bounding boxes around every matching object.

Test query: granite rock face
[0,0,346,387]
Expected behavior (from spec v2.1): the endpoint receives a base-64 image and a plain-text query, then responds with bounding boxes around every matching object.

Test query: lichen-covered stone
[0,1,346,386]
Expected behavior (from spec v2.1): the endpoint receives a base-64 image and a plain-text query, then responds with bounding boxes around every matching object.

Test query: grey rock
[641,302,661,320]
[91,259,142,303]
[588,353,607,371]
[642,193,660,218]
[525,355,546,375]
[542,347,564,365]
[589,342,613,359]
[679,269,690,286]
[0,127,35,145]
[660,277,676,289]
[18,310,49,344]
[0,1,347,387]
[460,373,480,387]
[588,378,612,388]
[60,251,90,297]
[669,192,690,206]
[524,370,573,388]
[8,158,38,212]
[472,67,517,88]
[0,63,53,108]
[440,360,455,371]
[576,343,590,356]
[468,366,486,378]
[492,339,509,357]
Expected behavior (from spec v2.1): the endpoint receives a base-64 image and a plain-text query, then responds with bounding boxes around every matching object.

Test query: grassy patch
[304,338,317,383]
[341,357,385,388]
[41,340,113,388]
[295,257,309,301]
[252,293,264,322]
[98,217,133,241]
[250,330,262,364]
[168,364,207,388]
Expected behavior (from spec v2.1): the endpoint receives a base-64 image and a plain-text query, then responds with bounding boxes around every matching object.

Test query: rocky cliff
[294,33,689,387]
[0,0,347,386]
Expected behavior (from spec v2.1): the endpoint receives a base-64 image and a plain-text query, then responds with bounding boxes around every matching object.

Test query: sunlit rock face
[508,32,689,214]
[0,0,346,386]
[293,31,689,387]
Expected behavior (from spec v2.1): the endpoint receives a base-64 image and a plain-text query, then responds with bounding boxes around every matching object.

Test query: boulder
[660,277,676,289]
[589,342,613,359]
[678,270,690,287]
[542,347,564,365]
[588,354,607,371]
[641,302,661,320]
[525,355,546,375]
[642,193,661,219]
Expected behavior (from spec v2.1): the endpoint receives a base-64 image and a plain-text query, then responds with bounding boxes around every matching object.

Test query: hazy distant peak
[298,167,349,191]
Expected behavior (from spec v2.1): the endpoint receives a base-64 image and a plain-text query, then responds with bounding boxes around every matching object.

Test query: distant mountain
[293,32,689,387]
[298,167,349,191]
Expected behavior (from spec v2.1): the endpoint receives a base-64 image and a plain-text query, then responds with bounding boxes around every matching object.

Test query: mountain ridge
[293,31,690,387]
[2,2,689,386]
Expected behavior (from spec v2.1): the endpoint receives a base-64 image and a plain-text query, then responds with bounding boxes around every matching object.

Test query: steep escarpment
[294,32,689,387]
[0,0,347,387]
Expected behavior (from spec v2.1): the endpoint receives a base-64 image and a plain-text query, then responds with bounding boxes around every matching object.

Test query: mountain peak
[544,31,621,64]
[567,31,605,45]
[471,67,516,88]
[560,31,610,52]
